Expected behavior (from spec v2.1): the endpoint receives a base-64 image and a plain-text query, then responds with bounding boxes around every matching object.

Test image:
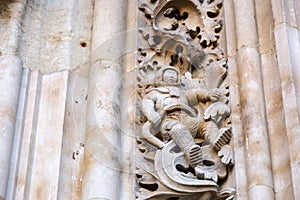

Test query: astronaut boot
[169,123,203,168]
[184,144,203,168]
[205,126,232,151]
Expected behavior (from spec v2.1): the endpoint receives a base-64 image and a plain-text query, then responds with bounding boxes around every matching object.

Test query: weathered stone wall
[0,0,299,199]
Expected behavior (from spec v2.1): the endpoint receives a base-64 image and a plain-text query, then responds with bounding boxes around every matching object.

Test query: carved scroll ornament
[136,0,236,199]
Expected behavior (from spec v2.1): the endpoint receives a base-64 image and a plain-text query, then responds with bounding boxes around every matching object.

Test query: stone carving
[136,0,236,199]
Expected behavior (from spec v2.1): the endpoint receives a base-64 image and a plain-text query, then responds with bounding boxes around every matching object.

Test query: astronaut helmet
[155,65,181,87]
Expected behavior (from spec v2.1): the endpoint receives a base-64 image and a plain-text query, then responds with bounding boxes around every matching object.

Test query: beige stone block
[285,27,300,109]
[224,0,237,58]
[234,0,259,49]
[296,2,300,31]
[271,0,285,26]
[236,47,274,198]
[82,61,122,200]
[0,55,22,198]
[119,74,138,200]
[91,0,127,51]
[116,4,138,198]
[19,0,93,73]
[274,22,300,200]
[57,71,89,200]
[69,0,94,71]
[274,25,300,112]
[81,0,127,198]
[260,52,294,199]
[271,0,297,27]
[255,0,276,53]
[11,70,41,200]
[228,58,248,199]
[6,68,31,200]
[26,71,69,199]
[0,0,27,55]
[248,185,274,200]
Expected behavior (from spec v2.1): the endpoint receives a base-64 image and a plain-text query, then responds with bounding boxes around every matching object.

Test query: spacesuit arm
[186,88,210,105]
[141,94,161,126]
[186,88,221,105]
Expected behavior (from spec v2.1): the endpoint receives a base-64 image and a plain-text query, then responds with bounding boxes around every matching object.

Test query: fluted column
[0,55,23,199]
[81,0,127,199]
[119,1,138,199]
[223,0,248,199]
[0,0,27,199]
[233,0,274,199]
[271,0,300,198]
[255,0,294,199]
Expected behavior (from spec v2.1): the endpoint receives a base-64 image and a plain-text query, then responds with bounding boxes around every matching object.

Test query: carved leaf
[204,102,230,124]
[137,138,157,161]
[218,145,234,166]
[195,165,219,182]
[139,3,153,20]
[217,187,237,200]
[137,169,157,185]
[205,59,227,90]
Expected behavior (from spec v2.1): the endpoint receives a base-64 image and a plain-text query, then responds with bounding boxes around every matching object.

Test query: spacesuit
[141,66,221,167]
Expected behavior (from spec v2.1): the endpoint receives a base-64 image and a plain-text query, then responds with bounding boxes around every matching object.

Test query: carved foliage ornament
[136,0,236,199]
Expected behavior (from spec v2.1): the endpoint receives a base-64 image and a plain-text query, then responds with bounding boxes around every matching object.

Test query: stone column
[271,0,300,198]
[81,0,127,199]
[233,0,274,199]
[119,1,138,199]
[224,0,248,199]
[0,0,27,198]
[0,55,23,199]
[255,0,294,199]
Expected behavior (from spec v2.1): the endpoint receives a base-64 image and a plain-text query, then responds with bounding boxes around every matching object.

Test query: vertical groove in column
[6,68,31,200]
[271,0,300,198]
[56,0,94,199]
[25,71,69,200]
[0,1,27,198]
[223,0,248,199]
[233,0,274,199]
[12,70,41,200]
[57,71,89,200]
[81,0,127,199]
[0,55,23,199]
[119,0,138,199]
[83,61,122,200]
[255,0,294,199]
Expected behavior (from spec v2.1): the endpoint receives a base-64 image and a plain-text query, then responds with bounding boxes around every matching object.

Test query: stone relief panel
[136,0,236,199]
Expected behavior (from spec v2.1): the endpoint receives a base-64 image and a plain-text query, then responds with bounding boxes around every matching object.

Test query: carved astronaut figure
[141,66,223,168]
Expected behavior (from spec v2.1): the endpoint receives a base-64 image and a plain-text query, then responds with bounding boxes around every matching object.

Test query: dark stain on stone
[0,0,11,18]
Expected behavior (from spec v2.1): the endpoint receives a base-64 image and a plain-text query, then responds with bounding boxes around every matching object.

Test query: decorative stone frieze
[135,0,236,199]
